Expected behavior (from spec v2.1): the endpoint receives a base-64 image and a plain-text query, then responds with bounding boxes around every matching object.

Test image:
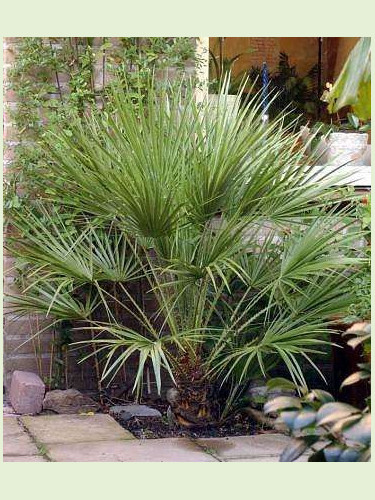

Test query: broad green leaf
[279,439,308,462]
[292,409,316,430]
[338,449,361,462]
[316,402,360,426]
[264,396,302,414]
[342,413,371,445]
[266,377,298,392]
[340,370,370,388]
[278,410,299,429]
[326,37,371,121]
[323,445,343,462]
[310,389,335,403]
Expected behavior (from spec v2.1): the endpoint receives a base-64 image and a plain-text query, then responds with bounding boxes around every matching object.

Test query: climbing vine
[4,37,196,209]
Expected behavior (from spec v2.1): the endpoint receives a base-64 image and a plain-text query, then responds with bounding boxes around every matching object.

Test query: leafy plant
[341,322,370,398]
[324,37,370,121]
[345,195,371,323]
[264,323,371,462]
[342,112,371,132]
[249,52,320,123]
[209,37,252,94]
[4,37,196,209]
[6,78,364,425]
[4,37,196,388]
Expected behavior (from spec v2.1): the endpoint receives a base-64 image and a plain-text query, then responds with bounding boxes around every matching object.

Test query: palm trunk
[167,353,217,427]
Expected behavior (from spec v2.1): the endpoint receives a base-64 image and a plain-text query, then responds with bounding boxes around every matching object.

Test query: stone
[9,370,45,414]
[42,388,100,414]
[109,404,162,421]
[246,379,295,409]
[3,430,39,457]
[20,414,135,444]
[3,417,24,437]
[3,402,18,416]
[196,434,292,460]
[46,437,218,462]
[3,455,46,462]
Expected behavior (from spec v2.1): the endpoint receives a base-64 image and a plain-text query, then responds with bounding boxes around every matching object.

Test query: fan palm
[6,77,363,425]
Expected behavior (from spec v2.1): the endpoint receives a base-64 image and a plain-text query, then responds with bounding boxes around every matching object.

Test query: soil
[104,399,275,439]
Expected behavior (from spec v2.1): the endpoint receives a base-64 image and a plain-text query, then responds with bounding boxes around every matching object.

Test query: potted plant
[324,112,370,166]
[308,38,371,167]
[208,37,251,114]
[304,112,370,166]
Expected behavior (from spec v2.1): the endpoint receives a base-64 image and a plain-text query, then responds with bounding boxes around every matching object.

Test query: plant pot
[208,93,239,116]
[326,132,369,166]
[300,125,329,163]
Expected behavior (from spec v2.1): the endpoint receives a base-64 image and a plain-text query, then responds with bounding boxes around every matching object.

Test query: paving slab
[196,434,292,460]
[225,455,309,462]
[3,416,42,459]
[46,437,219,462]
[3,417,25,437]
[3,430,40,457]
[20,414,135,445]
[3,455,47,462]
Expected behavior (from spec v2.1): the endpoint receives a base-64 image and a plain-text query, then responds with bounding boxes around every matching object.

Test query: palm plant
[6,77,363,426]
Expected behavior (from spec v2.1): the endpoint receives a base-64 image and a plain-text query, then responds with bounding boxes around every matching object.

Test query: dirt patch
[107,400,274,439]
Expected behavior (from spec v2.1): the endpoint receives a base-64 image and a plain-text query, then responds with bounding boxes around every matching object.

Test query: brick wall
[209,37,280,75]
[209,37,332,80]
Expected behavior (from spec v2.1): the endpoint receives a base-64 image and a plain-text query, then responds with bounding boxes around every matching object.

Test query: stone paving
[3,416,48,462]
[3,412,307,462]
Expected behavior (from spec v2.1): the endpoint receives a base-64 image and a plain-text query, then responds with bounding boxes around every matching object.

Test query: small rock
[9,371,45,415]
[109,404,162,421]
[43,389,100,414]
[246,379,295,409]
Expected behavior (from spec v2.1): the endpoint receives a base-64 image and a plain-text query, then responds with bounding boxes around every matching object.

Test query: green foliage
[325,37,371,121]
[5,78,366,418]
[208,38,252,94]
[345,195,371,322]
[265,385,370,462]
[265,324,371,462]
[4,37,196,210]
[249,52,320,123]
[342,112,371,132]
[107,37,196,103]
[342,323,371,398]
[4,37,195,392]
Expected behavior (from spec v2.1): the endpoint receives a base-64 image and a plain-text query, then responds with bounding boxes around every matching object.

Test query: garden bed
[108,400,272,439]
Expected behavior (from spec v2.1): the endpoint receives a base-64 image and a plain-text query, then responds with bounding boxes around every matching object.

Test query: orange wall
[279,37,319,74]
[209,37,279,75]
[209,37,321,77]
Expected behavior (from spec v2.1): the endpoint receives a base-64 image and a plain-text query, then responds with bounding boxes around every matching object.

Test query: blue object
[261,62,269,112]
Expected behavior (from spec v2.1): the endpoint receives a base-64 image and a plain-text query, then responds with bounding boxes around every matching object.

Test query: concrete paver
[225,455,309,462]
[20,413,135,444]
[3,432,39,457]
[3,417,40,457]
[3,455,47,462]
[196,434,292,460]
[4,412,306,462]
[3,417,24,437]
[45,437,219,462]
